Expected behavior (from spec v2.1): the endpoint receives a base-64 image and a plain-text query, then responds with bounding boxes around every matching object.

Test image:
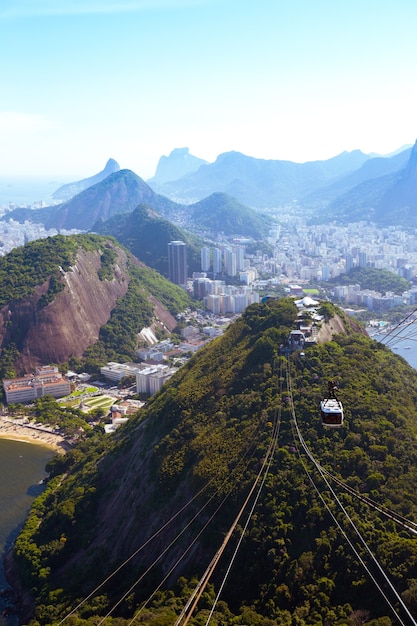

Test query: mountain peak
[52,158,120,201]
[149,147,208,184]
[103,158,120,173]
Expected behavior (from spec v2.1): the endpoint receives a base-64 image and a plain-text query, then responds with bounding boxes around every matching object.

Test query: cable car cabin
[320,397,344,428]
[320,380,344,428]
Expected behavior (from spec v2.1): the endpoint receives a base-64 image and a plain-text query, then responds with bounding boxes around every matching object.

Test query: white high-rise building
[213,248,222,275]
[235,246,245,271]
[201,246,211,272]
[224,249,237,277]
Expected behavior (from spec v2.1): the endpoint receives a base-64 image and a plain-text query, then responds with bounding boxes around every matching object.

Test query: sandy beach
[0,417,72,454]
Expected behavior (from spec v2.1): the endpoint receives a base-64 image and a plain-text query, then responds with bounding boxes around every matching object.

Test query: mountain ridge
[322,139,417,225]
[8,298,417,624]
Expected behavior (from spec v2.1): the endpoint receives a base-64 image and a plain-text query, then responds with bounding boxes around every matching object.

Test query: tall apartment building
[359,251,367,268]
[235,246,245,271]
[345,253,354,274]
[212,247,222,275]
[201,246,211,272]
[224,249,237,277]
[168,241,188,285]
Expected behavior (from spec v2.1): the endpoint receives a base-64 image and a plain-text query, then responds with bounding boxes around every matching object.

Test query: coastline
[0,417,72,454]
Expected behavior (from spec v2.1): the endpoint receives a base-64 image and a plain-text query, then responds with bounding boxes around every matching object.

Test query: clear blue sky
[1,0,416,179]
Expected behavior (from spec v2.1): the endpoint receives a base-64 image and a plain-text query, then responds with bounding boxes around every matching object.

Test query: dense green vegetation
[328,266,410,295]
[0,234,77,308]
[8,395,100,437]
[189,192,272,238]
[0,233,192,377]
[97,246,118,281]
[11,298,417,625]
[0,233,127,309]
[93,204,203,276]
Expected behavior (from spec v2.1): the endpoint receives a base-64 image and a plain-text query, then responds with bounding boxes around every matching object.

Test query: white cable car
[320,380,344,428]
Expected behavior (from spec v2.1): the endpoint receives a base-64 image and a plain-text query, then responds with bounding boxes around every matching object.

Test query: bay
[370,323,417,371]
[0,175,73,207]
[0,440,54,624]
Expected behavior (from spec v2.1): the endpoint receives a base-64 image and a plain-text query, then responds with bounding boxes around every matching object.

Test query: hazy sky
[1,0,416,179]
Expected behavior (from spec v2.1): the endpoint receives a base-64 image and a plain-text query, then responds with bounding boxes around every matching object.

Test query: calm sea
[0,440,54,624]
[0,176,73,207]
[370,324,417,371]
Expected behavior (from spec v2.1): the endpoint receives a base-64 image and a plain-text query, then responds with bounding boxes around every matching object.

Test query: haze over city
[1,0,416,180]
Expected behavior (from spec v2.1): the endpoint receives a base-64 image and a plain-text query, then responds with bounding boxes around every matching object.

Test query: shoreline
[0,418,72,454]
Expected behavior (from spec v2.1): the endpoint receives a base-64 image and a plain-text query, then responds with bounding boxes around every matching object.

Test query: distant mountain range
[148,148,374,206]
[3,171,275,252]
[5,170,182,231]
[148,143,416,227]
[321,141,417,225]
[3,142,417,240]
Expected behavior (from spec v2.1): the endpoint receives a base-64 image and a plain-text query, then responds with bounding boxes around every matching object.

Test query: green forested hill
[187,192,272,238]
[11,299,417,625]
[329,266,410,296]
[92,203,203,276]
[0,234,191,376]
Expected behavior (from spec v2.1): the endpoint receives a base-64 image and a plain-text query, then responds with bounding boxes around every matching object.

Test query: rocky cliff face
[317,312,367,343]
[0,246,130,374]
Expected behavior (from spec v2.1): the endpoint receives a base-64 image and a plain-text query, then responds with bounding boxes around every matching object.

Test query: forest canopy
[12,298,417,624]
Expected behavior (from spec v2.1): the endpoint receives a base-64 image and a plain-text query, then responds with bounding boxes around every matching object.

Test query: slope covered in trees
[187,192,272,238]
[328,266,410,296]
[0,234,191,377]
[92,203,203,277]
[9,299,417,625]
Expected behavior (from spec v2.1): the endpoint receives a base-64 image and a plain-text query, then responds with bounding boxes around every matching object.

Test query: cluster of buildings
[99,318,229,395]
[168,240,260,313]
[331,284,417,312]
[100,361,177,396]
[170,221,417,316]
[200,243,251,277]
[193,276,259,313]
[260,219,417,288]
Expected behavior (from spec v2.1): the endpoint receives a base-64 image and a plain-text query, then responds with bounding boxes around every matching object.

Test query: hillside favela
[2,138,417,626]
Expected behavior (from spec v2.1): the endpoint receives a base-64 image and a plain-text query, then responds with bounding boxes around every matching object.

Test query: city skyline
[1,0,416,179]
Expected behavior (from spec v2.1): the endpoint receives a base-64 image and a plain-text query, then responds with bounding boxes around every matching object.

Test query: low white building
[100,362,141,382]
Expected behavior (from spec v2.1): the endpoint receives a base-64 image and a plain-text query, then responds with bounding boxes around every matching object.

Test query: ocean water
[370,324,417,371]
[0,176,73,207]
[0,440,54,623]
